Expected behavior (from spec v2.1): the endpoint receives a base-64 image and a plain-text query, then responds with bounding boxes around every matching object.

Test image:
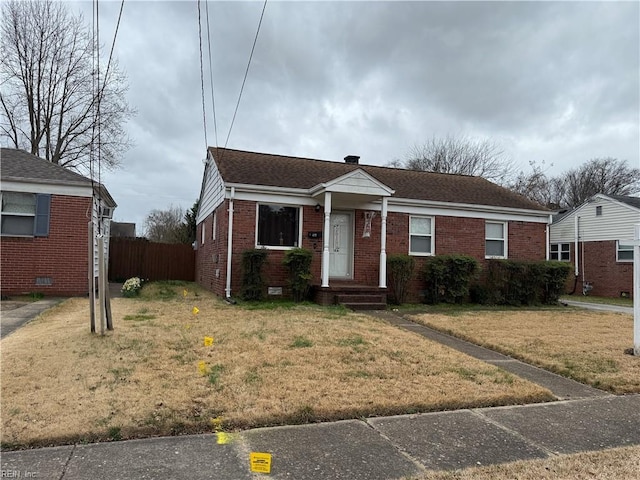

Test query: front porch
[313,282,387,310]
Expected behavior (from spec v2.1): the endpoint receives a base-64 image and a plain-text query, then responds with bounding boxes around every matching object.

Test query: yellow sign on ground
[250,452,272,473]
[204,336,214,346]
[192,306,200,315]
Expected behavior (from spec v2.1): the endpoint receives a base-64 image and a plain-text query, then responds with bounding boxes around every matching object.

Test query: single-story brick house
[550,193,639,298]
[0,147,116,296]
[195,148,551,305]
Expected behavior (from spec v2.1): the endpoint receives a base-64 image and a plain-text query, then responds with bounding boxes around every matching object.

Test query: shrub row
[471,260,571,306]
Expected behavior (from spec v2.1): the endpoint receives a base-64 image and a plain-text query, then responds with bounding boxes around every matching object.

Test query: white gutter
[225,186,235,298]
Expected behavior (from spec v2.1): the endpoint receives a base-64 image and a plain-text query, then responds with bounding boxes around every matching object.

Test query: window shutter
[34,194,51,237]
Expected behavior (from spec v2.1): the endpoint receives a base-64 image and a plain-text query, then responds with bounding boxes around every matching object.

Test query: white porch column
[321,192,332,288]
[379,197,388,288]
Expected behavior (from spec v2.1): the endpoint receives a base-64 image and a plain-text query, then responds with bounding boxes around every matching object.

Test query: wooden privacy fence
[109,238,195,282]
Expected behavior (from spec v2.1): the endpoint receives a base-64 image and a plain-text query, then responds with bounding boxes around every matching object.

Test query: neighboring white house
[550,194,640,297]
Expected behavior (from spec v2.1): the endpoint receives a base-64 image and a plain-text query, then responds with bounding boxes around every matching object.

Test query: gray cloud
[81,0,638,229]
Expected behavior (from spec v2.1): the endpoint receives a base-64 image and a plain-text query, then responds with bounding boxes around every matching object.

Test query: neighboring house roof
[0,147,116,206]
[610,194,640,210]
[209,148,547,212]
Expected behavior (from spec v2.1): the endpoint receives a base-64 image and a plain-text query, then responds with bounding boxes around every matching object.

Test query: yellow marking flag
[183,289,188,298]
[198,361,208,375]
[204,336,214,347]
[192,306,200,315]
[250,452,272,474]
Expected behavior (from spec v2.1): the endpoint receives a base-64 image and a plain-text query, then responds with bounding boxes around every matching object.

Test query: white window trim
[254,203,303,250]
[1,191,36,237]
[485,221,508,259]
[408,215,434,256]
[201,220,205,245]
[616,241,634,263]
[550,242,571,262]
[212,211,217,241]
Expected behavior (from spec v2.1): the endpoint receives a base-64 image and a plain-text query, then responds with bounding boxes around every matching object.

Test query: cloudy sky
[75,0,639,232]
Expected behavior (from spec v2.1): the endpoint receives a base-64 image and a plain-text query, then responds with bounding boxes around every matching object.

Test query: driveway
[562,299,634,315]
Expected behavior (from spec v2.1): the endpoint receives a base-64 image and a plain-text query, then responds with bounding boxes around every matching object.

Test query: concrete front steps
[314,283,387,310]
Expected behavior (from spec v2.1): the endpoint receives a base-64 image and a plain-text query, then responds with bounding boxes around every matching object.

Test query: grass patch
[289,336,314,348]
[123,307,156,322]
[1,291,553,448]
[410,309,639,393]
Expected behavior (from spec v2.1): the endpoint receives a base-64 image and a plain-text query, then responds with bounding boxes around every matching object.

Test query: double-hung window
[256,204,300,248]
[1,192,51,237]
[485,221,507,258]
[409,216,433,255]
[550,243,571,261]
[617,242,634,262]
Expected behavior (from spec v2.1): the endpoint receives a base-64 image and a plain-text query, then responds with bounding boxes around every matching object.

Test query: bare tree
[562,157,640,208]
[396,135,515,184]
[509,161,566,209]
[510,157,640,209]
[144,206,188,244]
[0,0,133,171]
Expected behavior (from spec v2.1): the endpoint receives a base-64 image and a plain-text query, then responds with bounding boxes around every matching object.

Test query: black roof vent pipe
[344,155,360,164]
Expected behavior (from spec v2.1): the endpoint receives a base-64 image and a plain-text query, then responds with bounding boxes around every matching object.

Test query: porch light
[315,204,321,213]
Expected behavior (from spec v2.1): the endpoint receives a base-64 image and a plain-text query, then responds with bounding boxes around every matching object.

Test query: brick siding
[1,195,92,296]
[196,201,547,302]
[563,241,633,298]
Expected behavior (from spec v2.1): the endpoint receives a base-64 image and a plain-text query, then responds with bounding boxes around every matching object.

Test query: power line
[204,0,218,148]
[223,0,268,151]
[197,0,208,150]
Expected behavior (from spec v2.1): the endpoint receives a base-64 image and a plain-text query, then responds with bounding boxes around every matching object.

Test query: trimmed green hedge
[387,254,416,305]
[283,248,313,302]
[423,255,479,304]
[241,248,268,301]
[471,260,571,306]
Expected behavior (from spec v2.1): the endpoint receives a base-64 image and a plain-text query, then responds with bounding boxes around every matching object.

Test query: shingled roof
[611,195,640,210]
[1,147,92,186]
[1,147,116,206]
[209,147,547,211]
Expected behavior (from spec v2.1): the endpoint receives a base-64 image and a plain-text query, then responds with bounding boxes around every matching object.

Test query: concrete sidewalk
[2,395,639,480]
[0,298,62,339]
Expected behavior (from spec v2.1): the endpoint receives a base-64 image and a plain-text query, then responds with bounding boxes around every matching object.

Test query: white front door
[329,212,353,278]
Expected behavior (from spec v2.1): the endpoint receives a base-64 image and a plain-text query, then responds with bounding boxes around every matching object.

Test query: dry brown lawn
[1,284,552,447]
[411,445,640,480]
[410,309,639,393]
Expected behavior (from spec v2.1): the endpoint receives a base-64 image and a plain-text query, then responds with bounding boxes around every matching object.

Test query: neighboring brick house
[196,148,551,306]
[550,194,640,298]
[0,148,116,296]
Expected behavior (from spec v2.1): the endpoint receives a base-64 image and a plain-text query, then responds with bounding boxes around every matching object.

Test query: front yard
[1,283,552,448]
[410,308,639,393]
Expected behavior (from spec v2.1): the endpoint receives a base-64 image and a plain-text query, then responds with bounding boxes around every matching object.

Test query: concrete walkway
[561,299,634,315]
[2,307,639,479]
[0,298,62,339]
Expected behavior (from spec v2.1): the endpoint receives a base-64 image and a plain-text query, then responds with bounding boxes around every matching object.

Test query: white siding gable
[197,156,225,224]
[550,195,640,243]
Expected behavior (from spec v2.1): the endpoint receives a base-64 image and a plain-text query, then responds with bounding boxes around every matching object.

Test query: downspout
[569,215,580,295]
[225,187,235,299]
[546,214,552,260]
